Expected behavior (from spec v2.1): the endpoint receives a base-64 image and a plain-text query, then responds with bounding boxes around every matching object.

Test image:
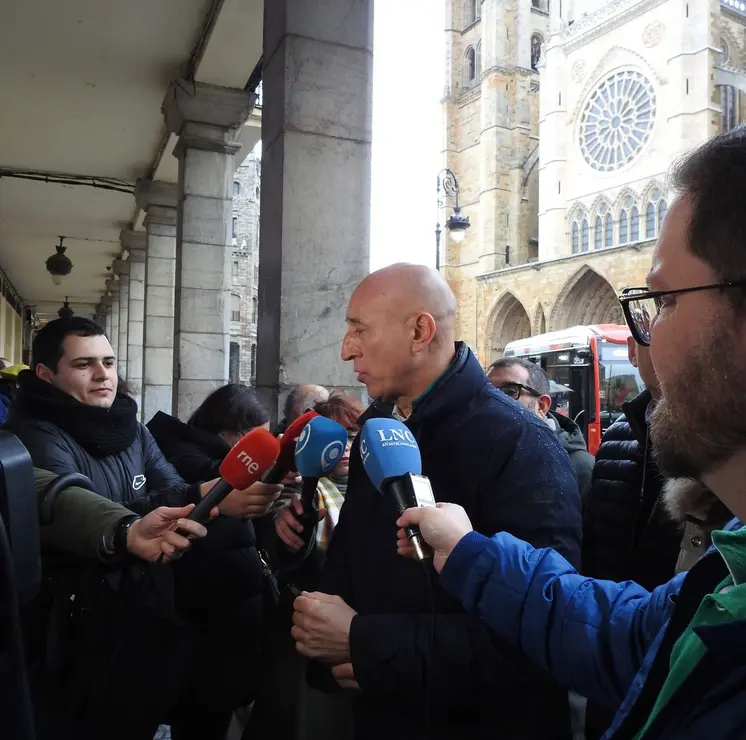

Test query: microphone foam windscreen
[277,410,319,468]
[294,416,348,478]
[360,418,422,493]
[219,427,281,490]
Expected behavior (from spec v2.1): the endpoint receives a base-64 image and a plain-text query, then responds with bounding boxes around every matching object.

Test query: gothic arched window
[572,222,579,254]
[604,213,613,248]
[531,34,543,71]
[644,187,666,239]
[594,216,603,250]
[464,47,477,87]
[630,206,640,242]
[581,218,589,252]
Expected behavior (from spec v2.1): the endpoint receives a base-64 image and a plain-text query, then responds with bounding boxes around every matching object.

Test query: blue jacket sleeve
[440,531,684,708]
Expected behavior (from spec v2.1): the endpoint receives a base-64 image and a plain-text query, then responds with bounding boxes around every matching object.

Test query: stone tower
[442,0,549,352]
[445,0,746,366]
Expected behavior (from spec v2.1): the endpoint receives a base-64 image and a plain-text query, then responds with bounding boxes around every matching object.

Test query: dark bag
[27,554,197,740]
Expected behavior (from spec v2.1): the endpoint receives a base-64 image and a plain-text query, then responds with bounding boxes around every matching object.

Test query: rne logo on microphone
[236,450,260,474]
[375,427,417,449]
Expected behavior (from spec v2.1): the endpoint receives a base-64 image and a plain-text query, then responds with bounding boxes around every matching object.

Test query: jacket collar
[621,389,653,444]
[358,343,487,430]
[358,342,486,428]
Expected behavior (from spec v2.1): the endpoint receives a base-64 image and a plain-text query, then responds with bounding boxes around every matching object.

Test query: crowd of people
[6,126,746,740]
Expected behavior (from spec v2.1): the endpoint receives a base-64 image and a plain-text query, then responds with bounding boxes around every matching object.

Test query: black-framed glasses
[618,280,746,347]
[497,382,541,401]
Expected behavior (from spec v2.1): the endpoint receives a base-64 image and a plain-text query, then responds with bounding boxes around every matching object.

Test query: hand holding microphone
[189,427,281,522]
[360,418,436,561]
[264,410,319,484]
[396,503,474,573]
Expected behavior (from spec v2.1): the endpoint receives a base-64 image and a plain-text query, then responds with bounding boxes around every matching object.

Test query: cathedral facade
[443,0,746,366]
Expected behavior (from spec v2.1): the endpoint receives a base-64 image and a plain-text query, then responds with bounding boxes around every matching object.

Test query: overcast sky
[369,1,444,270]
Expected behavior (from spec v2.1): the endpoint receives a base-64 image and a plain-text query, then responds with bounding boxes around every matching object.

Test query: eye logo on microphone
[321,440,346,473]
[295,423,311,455]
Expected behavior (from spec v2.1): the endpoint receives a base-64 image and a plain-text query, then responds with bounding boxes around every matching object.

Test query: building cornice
[561,0,669,54]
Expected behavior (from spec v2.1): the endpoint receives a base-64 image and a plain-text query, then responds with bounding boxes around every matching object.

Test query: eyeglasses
[497,382,541,401]
[618,280,746,347]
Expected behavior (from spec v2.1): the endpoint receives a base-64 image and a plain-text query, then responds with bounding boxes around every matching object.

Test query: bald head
[284,384,329,423]
[342,263,459,406]
[351,263,457,345]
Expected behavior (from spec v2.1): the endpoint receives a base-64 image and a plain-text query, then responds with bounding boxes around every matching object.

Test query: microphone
[360,418,436,561]
[264,410,319,484]
[292,415,349,548]
[188,427,281,523]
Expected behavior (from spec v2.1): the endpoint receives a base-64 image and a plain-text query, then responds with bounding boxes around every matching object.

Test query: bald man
[292,264,581,740]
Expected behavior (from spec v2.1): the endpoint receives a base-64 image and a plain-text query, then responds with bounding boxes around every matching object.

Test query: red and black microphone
[263,410,319,484]
[188,427,281,523]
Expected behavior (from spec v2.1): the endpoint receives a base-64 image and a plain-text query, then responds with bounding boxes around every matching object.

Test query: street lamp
[435,169,470,271]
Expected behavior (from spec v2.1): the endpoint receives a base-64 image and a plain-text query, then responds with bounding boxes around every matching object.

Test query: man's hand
[275,494,327,552]
[292,592,356,664]
[396,503,474,572]
[282,471,302,487]
[127,504,209,562]
[332,662,361,692]
[219,481,283,519]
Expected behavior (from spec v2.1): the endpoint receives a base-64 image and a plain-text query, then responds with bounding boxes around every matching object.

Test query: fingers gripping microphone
[188,428,281,523]
[264,410,319,484]
[360,418,436,561]
[292,416,349,548]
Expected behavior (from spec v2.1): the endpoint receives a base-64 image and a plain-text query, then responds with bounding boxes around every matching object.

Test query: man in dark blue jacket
[398,127,746,739]
[291,264,581,739]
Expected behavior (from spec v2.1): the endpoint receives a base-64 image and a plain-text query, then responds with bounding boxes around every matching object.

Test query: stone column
[122,231,146,417]
[135,180,178,424]
[106,281,120,359]
[257,0,373,418]
[162,79,255,420]
[113,260,130,380]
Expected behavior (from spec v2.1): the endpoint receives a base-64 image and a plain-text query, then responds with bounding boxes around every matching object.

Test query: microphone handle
[264,462,286,484]
[297,476,320,548]
[188,478,234,523]
[386,477,432,561]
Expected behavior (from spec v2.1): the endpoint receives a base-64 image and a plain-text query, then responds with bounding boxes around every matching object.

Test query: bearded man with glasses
[394,126,746,739]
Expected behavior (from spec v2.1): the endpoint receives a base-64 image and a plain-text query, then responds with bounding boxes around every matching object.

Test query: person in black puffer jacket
[581,338,679,740]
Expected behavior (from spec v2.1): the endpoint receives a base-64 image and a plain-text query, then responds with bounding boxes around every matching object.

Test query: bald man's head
[342,263,458,404]
[284,384,329,423]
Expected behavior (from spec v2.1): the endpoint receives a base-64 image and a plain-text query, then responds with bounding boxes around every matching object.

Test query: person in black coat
[147,384,281,740]
[291,264,582,740]
[581,338,680,740]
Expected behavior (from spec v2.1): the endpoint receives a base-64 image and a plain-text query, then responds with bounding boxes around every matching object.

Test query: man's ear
[626,336,638,368]
[411,313,437,354]
[537,394,552,418]
[36,364,54,384]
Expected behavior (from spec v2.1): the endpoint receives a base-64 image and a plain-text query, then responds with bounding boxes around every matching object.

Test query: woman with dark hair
[244,392,364,740]
[147,385,278,740]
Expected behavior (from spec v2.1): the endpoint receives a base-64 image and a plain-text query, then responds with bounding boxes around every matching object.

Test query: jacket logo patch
[132,474,147,491]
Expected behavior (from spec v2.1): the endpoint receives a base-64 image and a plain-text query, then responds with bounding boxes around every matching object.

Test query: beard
[651,326,746,480]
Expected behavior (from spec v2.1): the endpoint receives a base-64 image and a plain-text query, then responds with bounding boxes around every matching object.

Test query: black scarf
[14,370,138,458]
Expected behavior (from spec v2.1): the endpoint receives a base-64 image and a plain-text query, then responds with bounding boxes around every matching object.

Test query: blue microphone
[360,418,435,561]
[292,416,348,549]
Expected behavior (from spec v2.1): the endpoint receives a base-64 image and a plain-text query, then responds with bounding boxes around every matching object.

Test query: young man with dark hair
[10,317,281,740]
[397,126,746,739]
[488,357,594,496]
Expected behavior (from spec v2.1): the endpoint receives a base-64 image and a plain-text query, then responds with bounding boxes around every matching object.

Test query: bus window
[598,342,644,430]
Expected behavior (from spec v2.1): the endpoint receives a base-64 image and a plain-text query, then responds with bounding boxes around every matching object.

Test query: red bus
[503,324,643,456]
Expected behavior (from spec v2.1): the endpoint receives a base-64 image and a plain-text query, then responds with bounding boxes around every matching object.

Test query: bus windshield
[598,342,644,428]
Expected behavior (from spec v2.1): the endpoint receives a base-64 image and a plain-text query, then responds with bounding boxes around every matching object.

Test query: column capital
[112,258,130,276]
[120,229,147,253]
[105,278,120,295]
[144,206,178,228]
[162,79,255,136]
[135,179,178,211]
[129,248,147,264]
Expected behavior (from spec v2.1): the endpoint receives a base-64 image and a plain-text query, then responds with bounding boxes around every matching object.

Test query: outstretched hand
[396,503,474,572]
[128,504,213,562]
